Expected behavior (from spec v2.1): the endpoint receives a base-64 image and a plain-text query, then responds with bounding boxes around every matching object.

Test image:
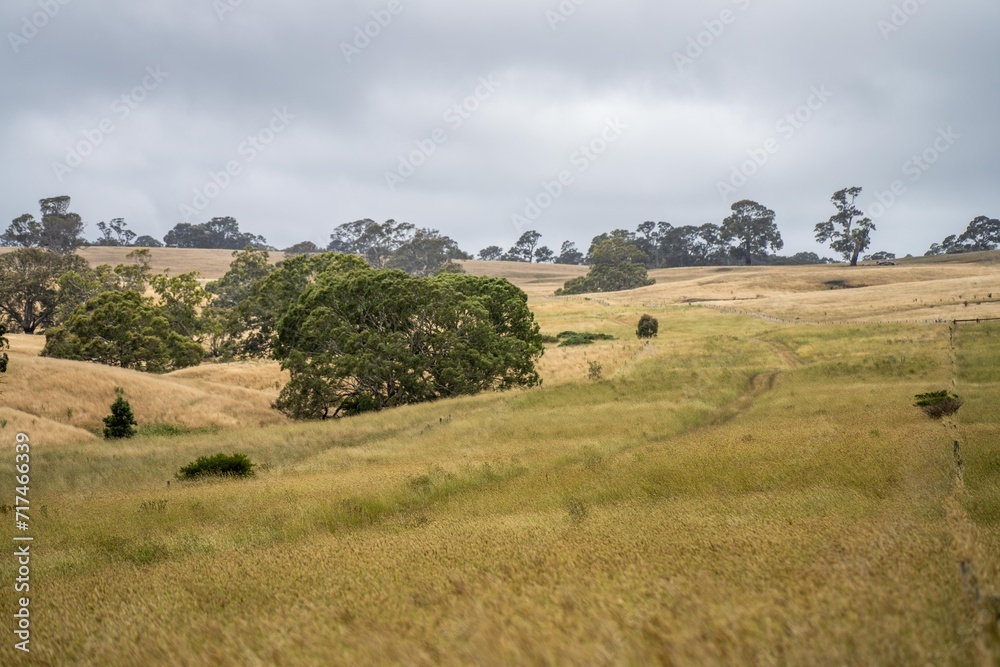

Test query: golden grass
[0,254,997,665]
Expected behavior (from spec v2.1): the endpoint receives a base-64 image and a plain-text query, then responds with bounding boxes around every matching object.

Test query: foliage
[94,218,137,247]
[533,246,555,263]
[150,272,210,339]
[282,241,322,255]
[636,314,659,339]
[556,331,616,346]
[222,252,370,359]
[164,217,269,250]
[503,230,541,263]
[178,452,255,479]
[133,235,164,248]
[385,228,470,277]
[721,200,783,265]
[925,216,1000,255]
[327,218,415,268]
[103,387,138,439]
[2,196,86,254]
[554,240,584,265]
[477,245,504,261]
[41,291,203,372]
[913,390,963,419]
[586,361,603,381]
[815,187,876,266]
[54,250,153,324]
[273,269,543,419]
[556,237,654,295]
[0,248,90,333]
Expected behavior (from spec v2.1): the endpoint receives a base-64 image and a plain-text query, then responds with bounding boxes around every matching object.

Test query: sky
[2,0,998,258]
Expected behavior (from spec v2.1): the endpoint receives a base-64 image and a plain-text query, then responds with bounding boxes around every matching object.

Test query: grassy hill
[0,250,997,665]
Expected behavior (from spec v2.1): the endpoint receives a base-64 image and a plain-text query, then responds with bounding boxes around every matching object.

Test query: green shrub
[636,314,659,339]
[914,390,963,419]
[557,331,616,347]
[103,387,137,439]
[178,453,255,479]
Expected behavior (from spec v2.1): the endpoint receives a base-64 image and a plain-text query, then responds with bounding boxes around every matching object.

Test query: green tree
[54,249,153,324]
[282,241,322,255]
[150,272,210,339]
[133,235,164,248]
[42,291,203,372]
[164,217,269,250]
[103,387,138,439]
[0,248,89,333]
[636,314,659,339]
[554,241,584,265]
[478,245,504,261]
[721,200,783,265]
[504,230,542,262]
[273,270,542,419]
[3,197,85,254]
[327,219,415,267]
[38,196,86,254]
[225,252,370,358]
[815,187,875,266]
[94,218,137,246]
[386,229,470,277]
[533,246,555,263]
[556,238,654,295]
[1,214,43,247]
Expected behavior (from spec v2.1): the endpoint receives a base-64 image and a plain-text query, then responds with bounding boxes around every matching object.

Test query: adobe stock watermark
[877,0,930,41]
[546,0,588,31]
[673,0,752,74]
[179,108,295,221]
[384,75,503,192]
[866,126,959,219]
[12,432,33,654]
[341,0,404,64]
[8,0,72,54]
[511,117,628,231]
[212,0,246,22]
[52,66,169,183]
[716,85,834,200]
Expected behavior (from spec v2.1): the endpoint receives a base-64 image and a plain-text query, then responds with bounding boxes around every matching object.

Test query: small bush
[636,314,659,339]
[564,497,589,524]
[587,360,603,381]
[103,387,137,439]
[557,331,616,347]
[914,390,964,419]
[540,335,560,344]
[178,453,255,479]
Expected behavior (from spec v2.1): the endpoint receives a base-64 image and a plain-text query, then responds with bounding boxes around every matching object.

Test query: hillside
[0,250,997,665]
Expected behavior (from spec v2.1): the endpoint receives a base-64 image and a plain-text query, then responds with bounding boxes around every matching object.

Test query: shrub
[557,331,616,347]
[103,387,137,439]
[587,360,603,381]
[636,314,659,339]
[178,453,255,479]
[914,390,963,419]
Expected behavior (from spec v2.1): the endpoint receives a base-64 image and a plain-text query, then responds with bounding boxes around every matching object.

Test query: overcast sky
[2,0,998,257]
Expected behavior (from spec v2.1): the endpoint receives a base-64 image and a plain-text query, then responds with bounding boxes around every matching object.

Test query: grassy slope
[0,252,997,664]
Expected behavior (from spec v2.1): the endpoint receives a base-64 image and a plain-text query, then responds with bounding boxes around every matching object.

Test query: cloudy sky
[2,0,998,257]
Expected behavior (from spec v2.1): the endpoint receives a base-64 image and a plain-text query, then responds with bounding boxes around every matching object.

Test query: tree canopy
[42,290,203,372]
[721,200,783,265]
[556,237,654,295]
[2,196,86,254]
[164,217,270,250]
[273,268,542,419]
[0,248,89,333]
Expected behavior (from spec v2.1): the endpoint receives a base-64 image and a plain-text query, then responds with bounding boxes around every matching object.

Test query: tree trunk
[745,240,753,265]
[850,245,861,266]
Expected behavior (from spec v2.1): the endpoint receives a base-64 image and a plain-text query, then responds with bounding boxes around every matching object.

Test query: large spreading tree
[0,248,89,333]
[273,268,543,419]
[42,291,203,372]
[2,196,86,254]
[814,187,875,266]
[721,200,783,265]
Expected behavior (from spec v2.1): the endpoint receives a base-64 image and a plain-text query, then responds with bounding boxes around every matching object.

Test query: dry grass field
[0,250,998,665]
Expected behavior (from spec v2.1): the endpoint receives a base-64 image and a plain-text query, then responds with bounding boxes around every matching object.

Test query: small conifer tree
[103,387,137,439]
[636,314,659,339]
